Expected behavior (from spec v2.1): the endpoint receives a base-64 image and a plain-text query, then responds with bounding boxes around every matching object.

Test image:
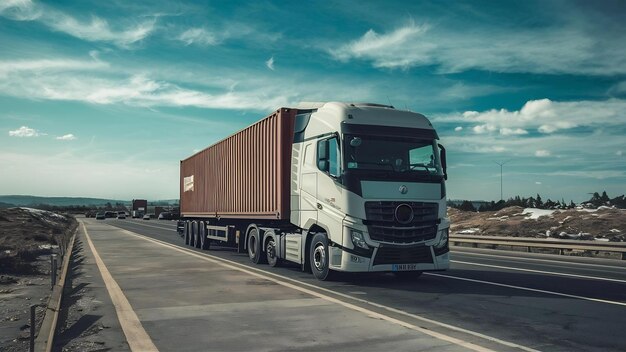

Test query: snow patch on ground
[20,207,66,220]
[487,216,509,221]
[522,208,557,220]
[458,228,480,234]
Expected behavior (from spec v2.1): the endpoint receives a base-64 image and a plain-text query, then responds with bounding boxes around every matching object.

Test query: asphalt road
[85,218,626,351]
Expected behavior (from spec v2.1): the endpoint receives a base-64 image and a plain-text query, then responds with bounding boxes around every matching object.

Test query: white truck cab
[290,102,450,278]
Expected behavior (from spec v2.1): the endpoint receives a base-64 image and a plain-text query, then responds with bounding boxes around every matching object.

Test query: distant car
[117,212,126,219]
[95,212,106,220]
[143,213,154,220]
[104,211,116,218]
[158,212,172,220]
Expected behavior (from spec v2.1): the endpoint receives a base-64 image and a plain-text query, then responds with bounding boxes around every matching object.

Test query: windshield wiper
[409,163,433,172]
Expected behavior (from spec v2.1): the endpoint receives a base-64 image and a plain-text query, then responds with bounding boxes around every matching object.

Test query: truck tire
[310,233,333,281]
[184,221,191,245]
[194,222,201,248]
[199,222,210,250]
[247,228,266,264]
[266,238,280,267]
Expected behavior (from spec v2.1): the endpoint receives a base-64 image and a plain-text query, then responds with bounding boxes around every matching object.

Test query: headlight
[434,228,449,248]
[350,230,369,250]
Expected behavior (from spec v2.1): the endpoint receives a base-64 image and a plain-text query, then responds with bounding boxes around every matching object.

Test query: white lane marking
[426,273,626,307]
[119,228,539,352]
[452,249,626,270]
[82,222,159,352]
[452,260,626,284]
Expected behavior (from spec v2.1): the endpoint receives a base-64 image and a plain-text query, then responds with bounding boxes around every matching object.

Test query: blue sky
[0,0,624,202]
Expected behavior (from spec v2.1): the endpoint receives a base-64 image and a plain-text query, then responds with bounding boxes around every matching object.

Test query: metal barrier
[450,234,626,260]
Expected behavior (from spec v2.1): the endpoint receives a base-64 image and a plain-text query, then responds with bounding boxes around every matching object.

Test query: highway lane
[81,219,505,352]
[105,218,626,351]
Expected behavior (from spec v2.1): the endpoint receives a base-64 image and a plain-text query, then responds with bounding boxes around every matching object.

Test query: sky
[0,0,624,202]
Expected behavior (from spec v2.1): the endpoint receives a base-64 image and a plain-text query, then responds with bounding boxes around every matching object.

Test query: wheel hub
[313,245,326,271]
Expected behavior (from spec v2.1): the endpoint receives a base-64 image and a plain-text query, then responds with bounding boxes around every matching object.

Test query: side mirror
[317,140,329,171]
[438,144,448,180]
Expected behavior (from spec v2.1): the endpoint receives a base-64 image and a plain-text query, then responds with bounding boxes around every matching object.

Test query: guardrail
[33,227,77,352]
[450,234,626,260]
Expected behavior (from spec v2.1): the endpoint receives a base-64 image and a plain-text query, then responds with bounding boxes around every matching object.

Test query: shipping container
[180,108,297,220]
[132,199,147,211]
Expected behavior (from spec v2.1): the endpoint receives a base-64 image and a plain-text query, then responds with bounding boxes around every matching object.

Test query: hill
[0,195,128,207]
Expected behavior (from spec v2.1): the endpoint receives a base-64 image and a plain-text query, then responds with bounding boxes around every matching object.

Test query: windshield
[344,134,442,175]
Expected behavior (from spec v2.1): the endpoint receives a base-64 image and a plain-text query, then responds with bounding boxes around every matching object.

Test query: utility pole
[494,160,510,201]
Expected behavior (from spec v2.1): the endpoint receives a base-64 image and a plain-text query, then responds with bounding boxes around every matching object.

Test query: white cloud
[436,98,626,135]
[330,21,431,69]
[0,0,41,20]
[545,170,625,180]
[0,1,156,47]
[266,56,275,70]
[535,181,542,185]
[0,58,108,79]
[617,151,623,156]
[56,134,76,141]
[535,150,551,157]
[178,28,219,46]
[0,56,294,110]
[499,128,528,136]
[454,126,463,132]
[472,124,497,134]
[8,126,42,137]
[0,55,384,111]
[329,20,626,75]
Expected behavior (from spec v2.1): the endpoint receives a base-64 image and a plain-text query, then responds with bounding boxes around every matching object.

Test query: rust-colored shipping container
[180,108,297,220]
[132,199,147,211]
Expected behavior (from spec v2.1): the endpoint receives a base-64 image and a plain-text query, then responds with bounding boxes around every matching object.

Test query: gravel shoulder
[0,208,76,352]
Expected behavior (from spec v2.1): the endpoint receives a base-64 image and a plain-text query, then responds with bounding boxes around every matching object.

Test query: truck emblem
[399,185,408,194]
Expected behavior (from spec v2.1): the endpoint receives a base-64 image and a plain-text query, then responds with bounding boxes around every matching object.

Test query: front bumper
[329,243,450,273]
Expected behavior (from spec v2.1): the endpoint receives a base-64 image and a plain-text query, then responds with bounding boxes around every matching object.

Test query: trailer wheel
[310,233,333,281]
[199,222,210,250]
[266,238,280,267]
[193,222,201,248]
[184,221,191,245]
[247,228,266,264]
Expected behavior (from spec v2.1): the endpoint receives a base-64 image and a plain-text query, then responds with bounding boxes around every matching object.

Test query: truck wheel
[247,228,267,264]
[194,225,201,248]
[200,223,210,250]
[184,222,191,245]
[310,233,333,281]
[191,222,199,248]
[266,238,280,267]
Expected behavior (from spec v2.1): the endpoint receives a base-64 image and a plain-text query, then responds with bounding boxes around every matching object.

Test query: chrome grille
[364,201,438,243]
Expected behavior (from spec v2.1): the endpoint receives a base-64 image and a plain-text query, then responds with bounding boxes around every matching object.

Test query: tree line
[450,191,625,212]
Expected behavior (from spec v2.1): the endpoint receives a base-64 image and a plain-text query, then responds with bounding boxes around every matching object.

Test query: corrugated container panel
[180,108,297,220]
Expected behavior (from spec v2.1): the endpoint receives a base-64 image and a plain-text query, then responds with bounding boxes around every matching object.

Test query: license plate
[392,264,418,271]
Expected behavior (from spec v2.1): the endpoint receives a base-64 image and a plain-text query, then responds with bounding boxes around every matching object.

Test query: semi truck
[131,199,147,218]
[179,102,450,280]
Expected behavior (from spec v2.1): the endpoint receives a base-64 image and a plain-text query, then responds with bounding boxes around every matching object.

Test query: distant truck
[131,199,147,218]
[179,102,450,280]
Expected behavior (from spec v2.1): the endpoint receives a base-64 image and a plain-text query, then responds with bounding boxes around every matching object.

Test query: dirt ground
[0,208,77,352]
[449,206,626,241]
